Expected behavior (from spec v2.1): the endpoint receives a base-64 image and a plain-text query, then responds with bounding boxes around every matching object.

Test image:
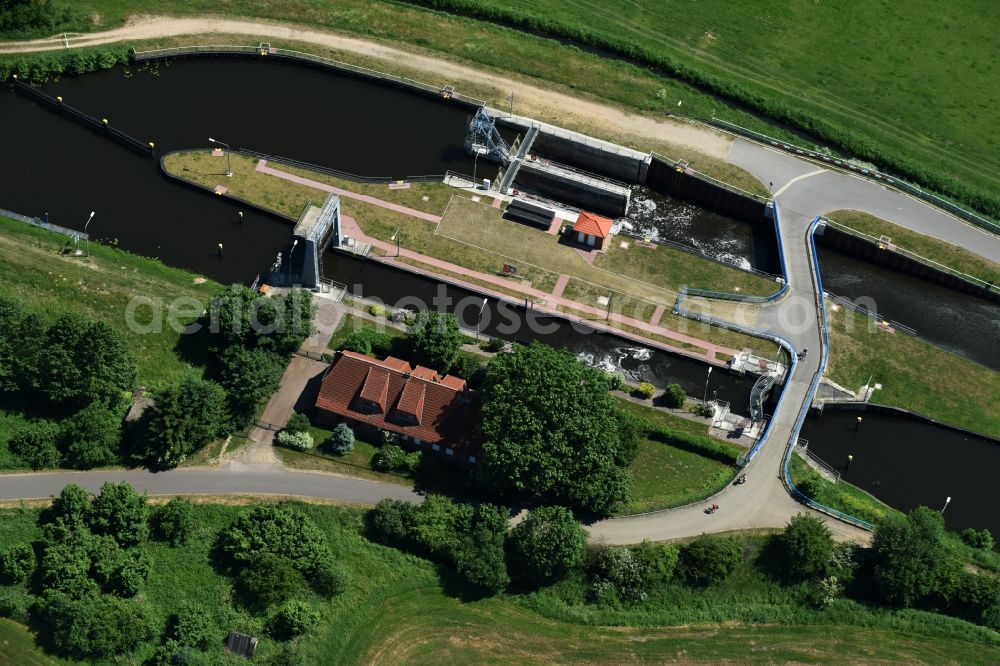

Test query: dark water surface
[802,409,1000,539]
[817,248,1000,371]
[324,252,762,415]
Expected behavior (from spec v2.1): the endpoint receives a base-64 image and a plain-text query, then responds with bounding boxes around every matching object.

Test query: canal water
[801,408,1000,541]
[817,248,1000,371]
[323,252,762,415]
[620,185,778,273]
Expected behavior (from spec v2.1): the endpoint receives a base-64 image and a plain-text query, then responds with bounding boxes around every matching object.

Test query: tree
[77,321,136,407]
[871,506,953,607]
[267,600,320,640]
[479,342,638,513]
[88,482,149,548]
[507,506,586,586]
[31,590,152,659]
[153,497,195,546]
[8,420,61,469]
[371,443,419,473]
[0,295,22,392]
[341,327,394,356]
[206,285,314,357]
[216,346,284,429]
[143,376,229,467]
[409,495,473,556]
[166,602,217,650]
[275,429,314,451]
[60,402,121,469]
[326,423,355,455]
[366,499,418,545]
[46,483,91,530]
[408,311,463,373]
[780,513,834,580]
[676,535,742,587]
[240,554,306,609]
[661,383,686,408]
[0,543,35,581]
[38,536,99,599]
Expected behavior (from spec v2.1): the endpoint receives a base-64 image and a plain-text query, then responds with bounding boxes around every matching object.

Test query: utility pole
[208,137,232,177]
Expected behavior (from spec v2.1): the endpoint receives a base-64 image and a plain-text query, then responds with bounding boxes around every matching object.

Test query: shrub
[305,552,349,598]
[677,535,742,586]
[872,506,953,607]
[371,443,413,472]
[410,495,473,556]
[603,372,624,391]
[31,590,153,659]
[961,528,995,551]
[367,303,386,317]
[46,483,91,529]
[633,382,655,399]
[142,376,229,467]
[507,506,586,586]
[661,383,686,408]
[276,429,314,451]
[482,337,506,353]
[284,412,312,436]
[452,504,510,595]
[809,575,843,609]
[268,600,320,640]
[153,497,195,546]
[0,543,35,582]
[60,403,121,469]
[589,546,647,604]
[366,499,418,544]
[341,327,394,357]
[326,423,355,455]
[633,541,678,587]
[780,513,834,580]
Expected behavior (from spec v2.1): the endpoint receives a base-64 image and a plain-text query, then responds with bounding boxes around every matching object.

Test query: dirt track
[0,15,732,159]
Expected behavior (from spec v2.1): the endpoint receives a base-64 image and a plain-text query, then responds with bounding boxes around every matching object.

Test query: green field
[2,502,999,665]
[402,0,1000,219]
[825,300,1000,439]
[0,215,221,389]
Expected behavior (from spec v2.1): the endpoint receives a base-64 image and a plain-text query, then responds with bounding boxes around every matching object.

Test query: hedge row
[634,417,741,466]
[406,0,1000,219]
[0,45,132,84]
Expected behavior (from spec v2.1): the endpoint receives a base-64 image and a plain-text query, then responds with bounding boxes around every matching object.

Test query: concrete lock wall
[644,155,767,223]
[495,117,649,183]
[514,162,629,217]
[816,225,1000,304]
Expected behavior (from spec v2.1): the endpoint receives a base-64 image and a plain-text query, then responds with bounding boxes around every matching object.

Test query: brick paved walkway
[337,216,737,363]
[255,159,442,223]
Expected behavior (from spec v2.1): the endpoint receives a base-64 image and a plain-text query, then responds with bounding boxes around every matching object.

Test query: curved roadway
[2,25,998,545]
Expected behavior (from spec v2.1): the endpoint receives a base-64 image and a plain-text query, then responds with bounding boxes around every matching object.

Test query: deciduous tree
[506,506,586,586]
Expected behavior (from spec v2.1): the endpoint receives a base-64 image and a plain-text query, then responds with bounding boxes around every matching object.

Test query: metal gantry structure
[464,107,512,164]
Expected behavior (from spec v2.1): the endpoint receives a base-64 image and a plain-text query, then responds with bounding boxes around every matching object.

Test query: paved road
[0,466,421,504]
[1,23,994,546]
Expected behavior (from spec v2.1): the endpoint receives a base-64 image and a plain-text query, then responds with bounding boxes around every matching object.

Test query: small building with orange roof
[572,211,614,250]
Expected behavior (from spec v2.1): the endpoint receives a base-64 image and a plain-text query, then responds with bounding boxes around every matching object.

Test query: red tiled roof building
[572,211,614,250]
[315,351,479,463]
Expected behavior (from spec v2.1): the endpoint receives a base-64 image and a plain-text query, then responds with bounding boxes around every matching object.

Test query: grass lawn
[826,209,1000,284]
[325,312,407,351]
[825,301,1000,438]
[0,619,69,666]
[612,397,741,514]
[0,216,222,389]
[788,453,897,527]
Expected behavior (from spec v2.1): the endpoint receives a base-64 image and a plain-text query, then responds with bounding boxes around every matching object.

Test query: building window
[414,438,421,446]
[446,448,454,456]
[431,444,440,451]
[468,455,477,463]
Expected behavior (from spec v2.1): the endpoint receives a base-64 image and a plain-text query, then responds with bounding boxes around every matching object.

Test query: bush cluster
[0,45,131,83]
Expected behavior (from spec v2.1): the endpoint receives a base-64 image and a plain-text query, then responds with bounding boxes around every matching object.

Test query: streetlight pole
[605,291,613,320]
[287,239,298,279]
[703,366,713,405]
[473,150,479,186]
[507,90,514,117]
[208,137,232,177]
[390,228,400,257]
[83,211,95,256]
[476,298,488,341]
[941,496,952,514]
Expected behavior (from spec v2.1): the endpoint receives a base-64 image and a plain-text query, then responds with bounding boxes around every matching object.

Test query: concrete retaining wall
[494,115,650,182]
[645,155,767,223]
[514,161,629,216]
[815,225,1000,304]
